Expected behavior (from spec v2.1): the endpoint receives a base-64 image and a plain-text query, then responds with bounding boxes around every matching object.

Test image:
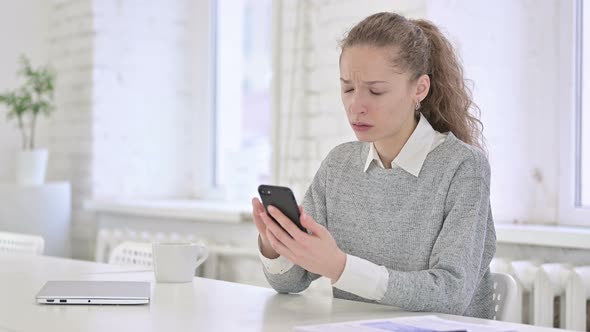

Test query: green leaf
[1,54,57,140]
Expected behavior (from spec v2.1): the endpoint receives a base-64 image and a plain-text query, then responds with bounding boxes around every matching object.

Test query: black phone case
[258,185,307,232]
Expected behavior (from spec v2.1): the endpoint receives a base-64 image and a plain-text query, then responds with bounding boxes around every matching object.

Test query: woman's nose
[349,93,368,114]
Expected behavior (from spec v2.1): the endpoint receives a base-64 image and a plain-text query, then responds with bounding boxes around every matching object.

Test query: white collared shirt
[259,113,448,301]
[363,113,447,174]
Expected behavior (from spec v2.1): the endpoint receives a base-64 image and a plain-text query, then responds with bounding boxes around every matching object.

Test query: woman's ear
[415,74,430,102]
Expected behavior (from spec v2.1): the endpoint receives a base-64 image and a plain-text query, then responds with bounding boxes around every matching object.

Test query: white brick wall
[91,0,194,200]
[47,0,95,259]
[425,0,561,224]
[274,0,562,225]
[0,0,575,260]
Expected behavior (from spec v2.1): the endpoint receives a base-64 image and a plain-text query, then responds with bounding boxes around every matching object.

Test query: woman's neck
[374,114,419,169]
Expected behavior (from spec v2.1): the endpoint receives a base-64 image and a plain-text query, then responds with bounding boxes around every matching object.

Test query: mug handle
[195,246,209,268]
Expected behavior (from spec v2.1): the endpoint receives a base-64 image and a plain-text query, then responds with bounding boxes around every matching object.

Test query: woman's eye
[344,89,354,94]
[370,91,383,96]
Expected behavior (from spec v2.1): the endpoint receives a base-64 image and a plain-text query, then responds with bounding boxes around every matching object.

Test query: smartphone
[258,184,307,233]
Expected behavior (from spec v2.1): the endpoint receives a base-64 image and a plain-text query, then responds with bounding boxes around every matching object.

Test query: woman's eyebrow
[339,78,389,85]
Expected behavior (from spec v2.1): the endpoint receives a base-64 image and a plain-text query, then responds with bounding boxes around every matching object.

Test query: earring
[415,100,421,111]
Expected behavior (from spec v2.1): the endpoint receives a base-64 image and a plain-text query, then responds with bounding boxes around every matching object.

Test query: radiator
[95,228,260,280]
[491,258,590,330]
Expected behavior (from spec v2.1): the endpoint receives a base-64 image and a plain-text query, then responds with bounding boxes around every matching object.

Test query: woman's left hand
[259,205,347,283]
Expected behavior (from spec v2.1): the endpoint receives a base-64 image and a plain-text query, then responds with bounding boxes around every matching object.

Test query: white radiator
[95,228,260,280]
[491,258,590,330]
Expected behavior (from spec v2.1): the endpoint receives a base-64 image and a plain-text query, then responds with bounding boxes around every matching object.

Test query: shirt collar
[363,113,437,177]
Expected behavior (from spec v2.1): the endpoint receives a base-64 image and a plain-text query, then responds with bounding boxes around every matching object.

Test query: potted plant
[0,55,56,185]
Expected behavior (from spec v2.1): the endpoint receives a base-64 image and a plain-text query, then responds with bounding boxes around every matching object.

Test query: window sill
[85,199,253,224]
[85,200,590,250]
[495,223,590,250]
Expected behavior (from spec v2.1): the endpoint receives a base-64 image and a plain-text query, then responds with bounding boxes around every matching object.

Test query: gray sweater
[263,133,496,319]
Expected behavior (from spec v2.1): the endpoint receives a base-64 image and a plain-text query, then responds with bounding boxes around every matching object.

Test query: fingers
[252,197,264,214]
[267,205,308,242]
[265,227,295,262]
[251,198,266,234]
[260,210,303,252]
[300,212,328,238]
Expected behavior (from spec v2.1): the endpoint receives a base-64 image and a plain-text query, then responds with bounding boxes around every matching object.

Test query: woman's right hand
[252,197,280,259]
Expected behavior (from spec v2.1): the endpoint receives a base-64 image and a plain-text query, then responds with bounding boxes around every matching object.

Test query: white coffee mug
[152,242,209,283]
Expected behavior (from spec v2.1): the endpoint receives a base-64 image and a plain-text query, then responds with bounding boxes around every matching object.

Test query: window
[575,0,590,208]
[212,0,273,200]
[583,0,590,207]
[560,0,590,225]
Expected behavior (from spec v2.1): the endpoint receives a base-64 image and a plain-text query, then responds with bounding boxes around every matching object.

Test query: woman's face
[339,45,428,143]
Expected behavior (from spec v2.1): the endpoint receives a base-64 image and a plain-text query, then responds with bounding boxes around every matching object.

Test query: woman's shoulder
[433,133,491,180]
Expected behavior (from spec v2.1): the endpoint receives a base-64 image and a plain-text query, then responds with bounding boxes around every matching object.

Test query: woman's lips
[351,123,373,132]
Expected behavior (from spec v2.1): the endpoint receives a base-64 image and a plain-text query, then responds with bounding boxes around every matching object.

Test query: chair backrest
[0,231,44,255]
[491,272,521,322]
[108,241,153,268]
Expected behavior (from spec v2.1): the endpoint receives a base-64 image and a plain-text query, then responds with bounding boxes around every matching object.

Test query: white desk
[0,255,565,332]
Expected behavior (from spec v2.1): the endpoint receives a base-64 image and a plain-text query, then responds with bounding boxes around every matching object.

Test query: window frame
[559,0,590,225]
[191,0,217,199]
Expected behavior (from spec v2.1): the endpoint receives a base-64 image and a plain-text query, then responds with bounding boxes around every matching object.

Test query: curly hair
[340,12,484,149]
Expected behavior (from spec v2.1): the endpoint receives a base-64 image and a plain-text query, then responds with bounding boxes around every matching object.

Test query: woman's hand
[260,204,347,283]
[251,197,280,259]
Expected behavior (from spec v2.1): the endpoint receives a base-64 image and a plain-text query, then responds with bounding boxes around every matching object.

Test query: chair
[108,241,153,268]
[0,231,44,255]
[491,272,521,322]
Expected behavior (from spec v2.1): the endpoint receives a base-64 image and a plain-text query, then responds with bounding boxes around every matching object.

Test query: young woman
[251,12,496,319]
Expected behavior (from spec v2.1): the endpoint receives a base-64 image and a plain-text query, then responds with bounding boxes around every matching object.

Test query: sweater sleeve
[262,156,330,293]
[375,152,496,315]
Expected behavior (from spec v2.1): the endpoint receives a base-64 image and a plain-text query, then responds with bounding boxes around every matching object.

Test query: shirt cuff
[258,236,294,275]
[332,254,389,301]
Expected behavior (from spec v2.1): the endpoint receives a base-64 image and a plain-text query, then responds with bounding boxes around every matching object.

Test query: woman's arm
[261,156,330,293]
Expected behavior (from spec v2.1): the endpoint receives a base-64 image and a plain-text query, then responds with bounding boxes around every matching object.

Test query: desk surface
[0,254,564,332]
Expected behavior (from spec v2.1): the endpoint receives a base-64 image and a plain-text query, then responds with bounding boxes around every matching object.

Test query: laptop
[36,280,150,305]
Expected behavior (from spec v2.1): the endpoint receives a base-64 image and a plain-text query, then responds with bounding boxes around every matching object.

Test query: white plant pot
[16,149,48,186]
